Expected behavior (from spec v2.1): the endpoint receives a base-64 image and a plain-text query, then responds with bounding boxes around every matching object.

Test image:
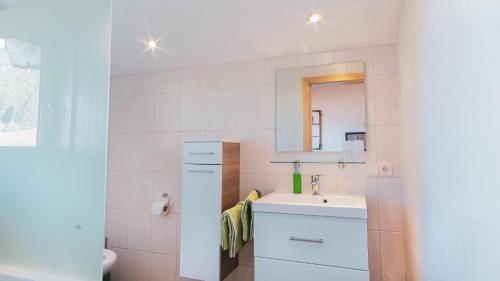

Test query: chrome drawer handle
[189,152,215,155]
[289,236,324,244]
[188,170,214,174]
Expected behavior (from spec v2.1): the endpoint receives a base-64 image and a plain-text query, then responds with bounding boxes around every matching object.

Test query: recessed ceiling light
[148,40,158,49]
[307,13,322,24]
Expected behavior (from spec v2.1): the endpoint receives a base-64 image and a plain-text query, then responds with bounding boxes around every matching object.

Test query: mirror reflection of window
[0,38,41,147]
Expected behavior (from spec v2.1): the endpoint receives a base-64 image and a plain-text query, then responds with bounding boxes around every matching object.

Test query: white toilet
[103,249,117,276]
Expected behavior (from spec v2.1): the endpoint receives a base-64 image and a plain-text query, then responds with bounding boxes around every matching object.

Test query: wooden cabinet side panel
[220,142,240,280]
[221,142,240,211]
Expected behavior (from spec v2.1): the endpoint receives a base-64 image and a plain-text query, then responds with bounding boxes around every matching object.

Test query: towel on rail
[241,190,260,242]
[220,201,244,258]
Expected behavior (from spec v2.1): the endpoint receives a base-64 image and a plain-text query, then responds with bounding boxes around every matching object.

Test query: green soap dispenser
[293,161,302,194]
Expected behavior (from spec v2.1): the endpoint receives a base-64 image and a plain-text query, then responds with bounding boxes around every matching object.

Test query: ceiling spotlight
[148,40,158,49]
[307,13,322,24]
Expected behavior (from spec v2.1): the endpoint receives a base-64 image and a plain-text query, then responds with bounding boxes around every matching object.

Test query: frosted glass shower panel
[0,0,111,280]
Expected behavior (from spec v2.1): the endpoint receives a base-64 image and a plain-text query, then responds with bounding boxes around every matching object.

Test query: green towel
[220,201,244,258]
[241,190,260,242]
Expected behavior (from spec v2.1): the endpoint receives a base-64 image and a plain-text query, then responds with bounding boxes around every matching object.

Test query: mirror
[276,61,366,159]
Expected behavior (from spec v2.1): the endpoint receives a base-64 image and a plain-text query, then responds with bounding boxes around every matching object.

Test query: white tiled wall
[398,1,500,281]
[106,44,404,281]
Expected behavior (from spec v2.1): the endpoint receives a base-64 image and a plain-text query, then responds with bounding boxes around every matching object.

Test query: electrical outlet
[378,163,393,177]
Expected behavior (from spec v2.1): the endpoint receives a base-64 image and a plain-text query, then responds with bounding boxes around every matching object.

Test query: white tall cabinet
[180,139,240,281]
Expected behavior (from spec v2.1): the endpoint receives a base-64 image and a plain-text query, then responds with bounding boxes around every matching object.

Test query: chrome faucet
[311,175,321,195]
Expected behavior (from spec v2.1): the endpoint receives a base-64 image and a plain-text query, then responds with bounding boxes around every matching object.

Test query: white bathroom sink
[253,192,367,219]
[103,249,117,275]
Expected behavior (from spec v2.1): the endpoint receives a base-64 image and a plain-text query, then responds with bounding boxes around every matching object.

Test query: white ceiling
[111,0,402,76]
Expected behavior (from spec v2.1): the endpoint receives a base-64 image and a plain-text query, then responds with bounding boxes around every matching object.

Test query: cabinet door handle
[289,236,324,244]
[188,170,214,174]
[189,152,215,155]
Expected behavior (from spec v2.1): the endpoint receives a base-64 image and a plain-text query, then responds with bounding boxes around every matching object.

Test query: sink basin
[253,192,367,219]
[103,249,117,275]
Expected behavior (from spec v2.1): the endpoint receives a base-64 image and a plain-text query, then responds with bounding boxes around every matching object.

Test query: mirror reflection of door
[302,73,365,152]
[311,110,322,150]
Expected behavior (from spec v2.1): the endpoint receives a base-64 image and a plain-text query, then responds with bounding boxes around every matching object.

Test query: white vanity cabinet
[180,139,240,281]
[253,193,369,281]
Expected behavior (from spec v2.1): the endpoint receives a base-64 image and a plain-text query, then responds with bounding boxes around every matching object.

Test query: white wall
[311,82,366,151]
[106,44,404,281]
[398,1,500,280]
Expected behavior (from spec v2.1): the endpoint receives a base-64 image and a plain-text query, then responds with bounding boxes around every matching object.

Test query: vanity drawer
[255,257,369,281]
[254,212,368,270]
[183,141,222,164]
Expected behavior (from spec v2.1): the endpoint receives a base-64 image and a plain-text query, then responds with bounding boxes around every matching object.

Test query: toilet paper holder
[161,192,170,201]
[161,193,170,208]
[151,193,171,216]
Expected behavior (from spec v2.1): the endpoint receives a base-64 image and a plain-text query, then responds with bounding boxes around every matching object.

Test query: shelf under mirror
[269,161,366,165]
